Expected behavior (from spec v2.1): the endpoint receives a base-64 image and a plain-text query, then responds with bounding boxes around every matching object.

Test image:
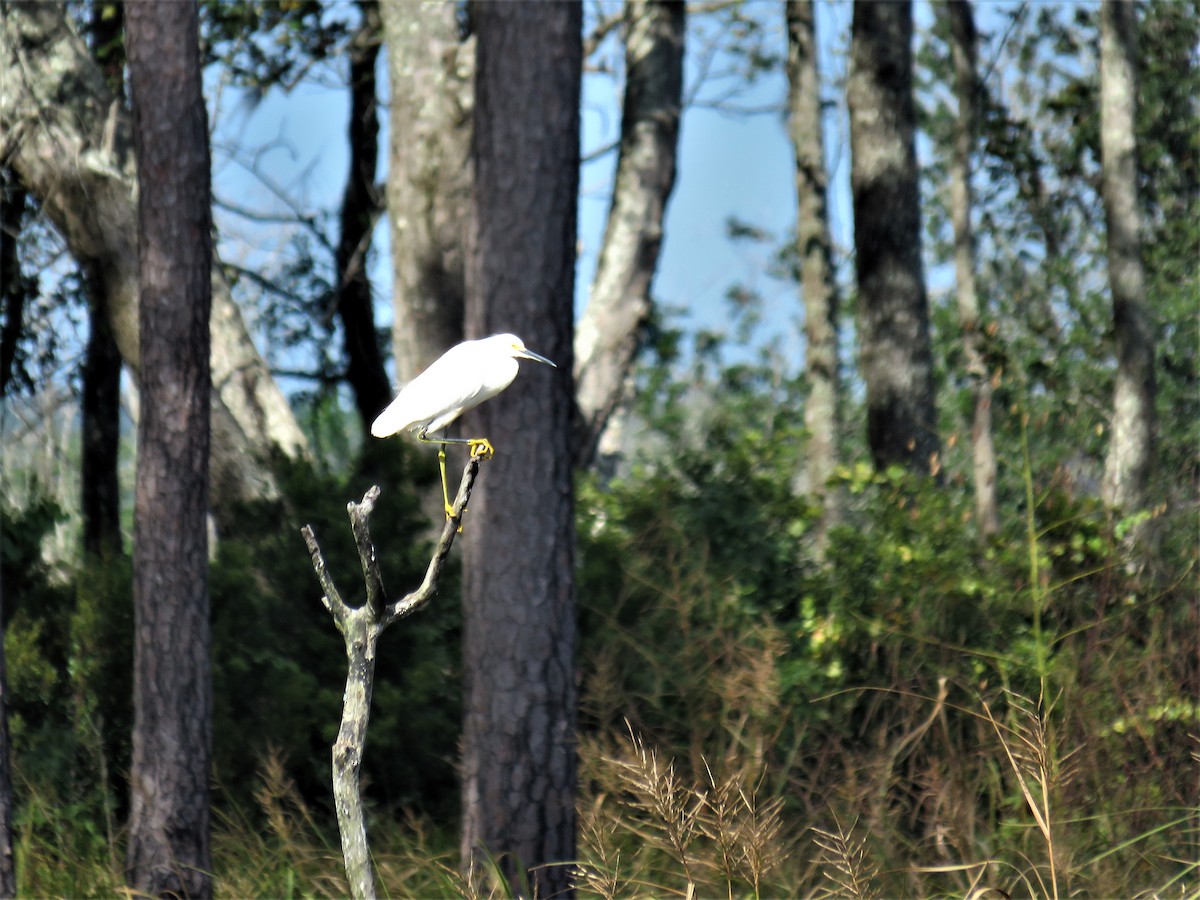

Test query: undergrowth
[9,457,1198,898]
[6,433,1197,897]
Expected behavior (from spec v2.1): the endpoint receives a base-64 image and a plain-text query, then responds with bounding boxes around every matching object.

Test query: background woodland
[0,0,1196,897]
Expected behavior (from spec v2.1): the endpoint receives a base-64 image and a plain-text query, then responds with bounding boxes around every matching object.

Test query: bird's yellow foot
[446,501,466,533]
[468,438,495,459]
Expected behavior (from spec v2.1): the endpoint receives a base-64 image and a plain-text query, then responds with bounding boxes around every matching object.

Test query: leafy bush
[572,345,1198,896]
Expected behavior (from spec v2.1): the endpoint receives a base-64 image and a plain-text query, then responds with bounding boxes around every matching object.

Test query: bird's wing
[370,344,501,437]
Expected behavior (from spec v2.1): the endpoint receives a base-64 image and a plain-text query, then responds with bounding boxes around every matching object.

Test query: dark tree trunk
[81,270,124,558]
[337,0,391,433]
[943,0,999,536]
[461,3,580,896]
[80,0,125,559]
[847,0,940,473]
[574,0,684,469]
[1099,0,1155,511]
[124,1,213,895]
[379,0,472,384]
[785,0,842,538]
[0,169,27,398]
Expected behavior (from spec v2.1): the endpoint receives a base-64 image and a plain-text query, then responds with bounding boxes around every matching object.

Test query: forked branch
[299,455,482,900]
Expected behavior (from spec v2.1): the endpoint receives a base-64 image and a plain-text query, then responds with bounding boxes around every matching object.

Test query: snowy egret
[371,333,557,517]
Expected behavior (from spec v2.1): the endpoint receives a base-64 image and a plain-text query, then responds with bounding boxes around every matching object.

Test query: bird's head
[496,333,556,368]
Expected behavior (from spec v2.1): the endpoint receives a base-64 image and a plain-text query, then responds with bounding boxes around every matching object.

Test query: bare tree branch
[299,455,482,899]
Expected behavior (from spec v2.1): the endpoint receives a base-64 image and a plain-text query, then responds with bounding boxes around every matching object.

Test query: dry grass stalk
[730,783,786,896]
[981,689,1081,900]
[577,797,625,899]
[810,813,880,900]
[609,725,702,892]
[582,723,793,899]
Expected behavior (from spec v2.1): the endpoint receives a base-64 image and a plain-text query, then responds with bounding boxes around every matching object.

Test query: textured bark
[943,0,999,536]
[574,0,684,468]
[0,2,308,531]
[1099,0,1155,511]
[785,0,841,528]
[847,0,940,472]
[124,1,213,895]
[380,0,472,384]
[461,4,580,895]
[302,463,481,900]
[337,0,391,433]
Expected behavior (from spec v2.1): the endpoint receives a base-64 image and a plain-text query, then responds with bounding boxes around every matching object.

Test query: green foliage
[573,325,1197,896]
[1,492,128,892]
[208,446,463,817]
[2,495,76,782]
[199,0,351,91]
[1,445,465,868]
[4,353,1194,899]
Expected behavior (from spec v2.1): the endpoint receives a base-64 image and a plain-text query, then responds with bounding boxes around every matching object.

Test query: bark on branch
[299,455,482,899]
[573,0,684,469]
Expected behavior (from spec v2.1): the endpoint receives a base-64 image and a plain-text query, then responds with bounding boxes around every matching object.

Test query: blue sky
[209,1,1042,388]
[210,2,859,385]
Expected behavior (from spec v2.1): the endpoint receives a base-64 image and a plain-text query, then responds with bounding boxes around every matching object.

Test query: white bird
[371,333,556,516]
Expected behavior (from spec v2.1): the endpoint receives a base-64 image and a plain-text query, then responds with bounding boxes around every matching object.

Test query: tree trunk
[785,0,842,532]
[461,4,580,896]
[0,2,308,533]
[80,0,125,560]
[81,268,124,558]
[847,0,940,473]
[943,0,999,536]
[379,0,472,384]
[124,1,213,895]
[1099,0,1155,512]
[336,0,391,434]
[573,0,684,469]
[0,169,28,397]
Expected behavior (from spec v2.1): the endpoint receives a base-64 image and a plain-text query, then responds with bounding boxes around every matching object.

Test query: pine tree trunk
[944,0,999,536]
[847,0,940,473]
[460,4,580,896]
[574,0,684,469]
[379,0,471,384]
[124,1,213,894]
[1099,0,1155,511]
[785,0,842,531]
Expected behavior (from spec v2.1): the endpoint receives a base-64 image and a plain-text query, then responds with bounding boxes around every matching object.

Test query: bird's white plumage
[370,333,555,439]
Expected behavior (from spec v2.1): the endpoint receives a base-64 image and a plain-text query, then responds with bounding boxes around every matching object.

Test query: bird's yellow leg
[438,447,454,519]
[468,438,494,459]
